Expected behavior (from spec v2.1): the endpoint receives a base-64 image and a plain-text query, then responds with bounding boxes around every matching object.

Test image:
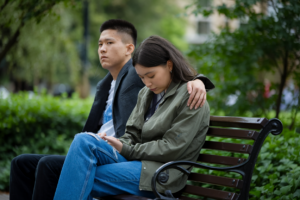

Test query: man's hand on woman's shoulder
[187,79,206,109]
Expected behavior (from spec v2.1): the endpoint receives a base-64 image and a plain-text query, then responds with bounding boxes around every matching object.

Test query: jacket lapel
[113,59,132,101]
[82,73,112,132]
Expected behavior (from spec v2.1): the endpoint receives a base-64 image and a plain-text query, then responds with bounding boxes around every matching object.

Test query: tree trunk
[275,50,289,118]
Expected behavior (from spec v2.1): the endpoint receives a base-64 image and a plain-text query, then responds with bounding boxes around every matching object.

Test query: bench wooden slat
[180,196,197,200]
[210,116,269,129]
[198,154,247,166]
[183,185,239,200]
[101,194,151,200]
[202,141,253,154]
[188,173,244,189]
[207,128,259,140]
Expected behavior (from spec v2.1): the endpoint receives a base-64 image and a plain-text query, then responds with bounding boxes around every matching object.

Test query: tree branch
[0,1,58,62]
[287,60,297,75]
[0,0,9,13]
[288,51,300,74]
[0,21,24,62]
[270,0,278,15]
[268,54,282,75]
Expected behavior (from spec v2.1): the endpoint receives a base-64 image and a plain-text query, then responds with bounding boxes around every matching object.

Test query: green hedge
[0,92,92,190]
[0,92,299,199]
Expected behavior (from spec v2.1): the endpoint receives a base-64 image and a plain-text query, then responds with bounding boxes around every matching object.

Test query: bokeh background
[0,0,299,199]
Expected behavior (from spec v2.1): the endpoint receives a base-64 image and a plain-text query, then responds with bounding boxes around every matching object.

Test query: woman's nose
[144,79,152,87]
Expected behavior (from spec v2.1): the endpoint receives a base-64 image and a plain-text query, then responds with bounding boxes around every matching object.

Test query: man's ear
[126,43,135,55]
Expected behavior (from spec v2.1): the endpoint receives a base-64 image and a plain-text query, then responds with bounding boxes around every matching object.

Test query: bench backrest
[178,116,283,200]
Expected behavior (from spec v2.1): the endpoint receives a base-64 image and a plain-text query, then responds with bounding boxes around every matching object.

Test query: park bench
[101,116,283,200]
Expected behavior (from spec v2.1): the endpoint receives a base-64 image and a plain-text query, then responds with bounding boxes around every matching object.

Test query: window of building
[198,0,211,7]
[197,21,210,35]
[239,16,249,30]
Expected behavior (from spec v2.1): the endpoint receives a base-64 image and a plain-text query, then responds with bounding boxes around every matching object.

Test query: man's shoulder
[122,65,143,87]
[96,73,113,88]
[126,65,139,79]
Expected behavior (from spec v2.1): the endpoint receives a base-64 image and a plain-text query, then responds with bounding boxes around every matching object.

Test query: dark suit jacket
[83,59,215,138]
[83,59,144,137]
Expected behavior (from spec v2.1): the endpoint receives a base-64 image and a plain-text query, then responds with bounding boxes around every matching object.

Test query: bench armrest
[151,160,250,199]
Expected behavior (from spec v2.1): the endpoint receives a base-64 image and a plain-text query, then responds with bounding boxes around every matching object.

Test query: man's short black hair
[100,19,137,46]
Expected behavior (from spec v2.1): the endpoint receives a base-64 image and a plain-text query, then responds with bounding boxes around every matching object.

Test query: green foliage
[1,0,188,90]
[250,129,300,199]
[187,0,300,122]
[0,92,92,190]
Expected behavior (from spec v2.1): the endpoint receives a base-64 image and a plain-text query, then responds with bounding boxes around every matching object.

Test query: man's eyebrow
[98,38,116,43]
[137,71,155,76]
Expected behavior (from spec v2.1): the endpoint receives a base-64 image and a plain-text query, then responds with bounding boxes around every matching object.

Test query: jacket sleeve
[194,74,215,91]
[119,94,210,162]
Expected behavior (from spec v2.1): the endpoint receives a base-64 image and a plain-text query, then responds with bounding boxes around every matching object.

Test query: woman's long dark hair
[132,36,197,83]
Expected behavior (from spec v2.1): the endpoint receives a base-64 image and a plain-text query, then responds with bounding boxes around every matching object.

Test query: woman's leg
[54,132,127,200]
[91,161,155,199]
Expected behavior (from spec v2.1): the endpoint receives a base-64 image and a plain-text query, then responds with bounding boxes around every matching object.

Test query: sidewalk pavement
[0,194,9,200]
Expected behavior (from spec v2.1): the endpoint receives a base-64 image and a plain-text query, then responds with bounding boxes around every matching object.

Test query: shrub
[0,92,92,190]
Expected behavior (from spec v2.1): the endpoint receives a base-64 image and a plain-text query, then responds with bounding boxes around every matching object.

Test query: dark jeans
[9,154,65,200]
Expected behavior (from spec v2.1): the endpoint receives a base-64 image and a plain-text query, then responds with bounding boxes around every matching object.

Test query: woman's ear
[167,60,173,72]
[126,44,135,55]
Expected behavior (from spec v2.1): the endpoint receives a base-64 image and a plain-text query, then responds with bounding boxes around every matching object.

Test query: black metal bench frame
[102,116,283,200]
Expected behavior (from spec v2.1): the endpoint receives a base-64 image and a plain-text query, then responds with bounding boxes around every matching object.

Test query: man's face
[98,29,128,70]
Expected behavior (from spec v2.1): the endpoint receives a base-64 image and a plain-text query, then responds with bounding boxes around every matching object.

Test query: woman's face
[135,61,173,94]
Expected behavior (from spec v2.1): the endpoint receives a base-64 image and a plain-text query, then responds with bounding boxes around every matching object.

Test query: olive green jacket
[119,81,210,193]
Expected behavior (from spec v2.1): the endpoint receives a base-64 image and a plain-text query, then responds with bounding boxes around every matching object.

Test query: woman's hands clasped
[98,132,123,153]
[103,136,123,153]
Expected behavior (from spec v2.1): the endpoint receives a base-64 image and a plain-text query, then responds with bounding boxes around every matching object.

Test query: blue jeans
[54,133,155,200]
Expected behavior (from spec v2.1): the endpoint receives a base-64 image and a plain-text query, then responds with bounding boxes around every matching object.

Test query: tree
[188,0,300,127]
[0,1,82,93]
[0,0,67,62]
[0,0,188,95]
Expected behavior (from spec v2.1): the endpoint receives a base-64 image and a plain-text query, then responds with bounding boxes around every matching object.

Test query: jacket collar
[113,59,132,99]
[143,80,182,107]
[164,81,181,98]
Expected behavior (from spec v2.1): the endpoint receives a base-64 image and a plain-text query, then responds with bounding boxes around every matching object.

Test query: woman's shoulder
[175,82,210,110]
[136,86,152,103]
[175,82,189,97]
[138,86,150,96]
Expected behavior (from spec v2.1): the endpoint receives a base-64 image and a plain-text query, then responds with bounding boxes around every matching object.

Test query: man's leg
[54,132,128,200]
[91,161,155,199]
[32,155,65,200]
[9,154,46,200]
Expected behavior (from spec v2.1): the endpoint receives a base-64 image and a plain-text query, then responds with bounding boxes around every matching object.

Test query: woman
[54,36,210,200]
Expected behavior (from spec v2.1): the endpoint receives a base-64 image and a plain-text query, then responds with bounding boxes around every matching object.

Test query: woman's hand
[97,132,107,139]
[103,136,123,153]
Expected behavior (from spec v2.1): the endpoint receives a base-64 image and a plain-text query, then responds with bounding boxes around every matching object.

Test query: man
[9,19,214,200]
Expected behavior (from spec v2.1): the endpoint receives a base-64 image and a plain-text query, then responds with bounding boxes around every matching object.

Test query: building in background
[181,0,267,44]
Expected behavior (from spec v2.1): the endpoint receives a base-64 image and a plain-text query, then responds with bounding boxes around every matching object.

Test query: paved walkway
[0,194,9,200]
